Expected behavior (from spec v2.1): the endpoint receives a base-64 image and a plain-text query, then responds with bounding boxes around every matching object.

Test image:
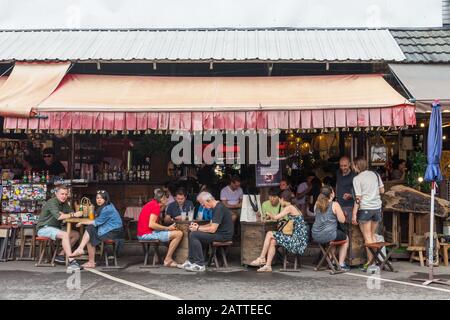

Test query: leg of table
[418,250,425,267]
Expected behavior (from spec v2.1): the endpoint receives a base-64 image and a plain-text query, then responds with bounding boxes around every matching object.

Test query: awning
[0,62,70,117]
[3,73,415,132]
[389,64,450,113]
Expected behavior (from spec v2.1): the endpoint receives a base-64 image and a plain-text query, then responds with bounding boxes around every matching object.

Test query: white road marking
[344,272,450,294]
[87,269,182,300]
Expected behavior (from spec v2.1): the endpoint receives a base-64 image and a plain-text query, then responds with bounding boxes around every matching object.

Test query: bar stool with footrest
[35,236,60,267]
[17,225,36,261]
[139,240,163,268]
[207,240,233,269]
[315,240,348,275]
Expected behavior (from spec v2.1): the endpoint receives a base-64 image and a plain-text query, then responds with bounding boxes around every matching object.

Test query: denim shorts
[357,209,382,223]
[138,230,170,242]
[37,226,62,240]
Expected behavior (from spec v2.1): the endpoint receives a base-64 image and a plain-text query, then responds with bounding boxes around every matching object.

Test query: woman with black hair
[249,190,309,272]
[71,190,124,268]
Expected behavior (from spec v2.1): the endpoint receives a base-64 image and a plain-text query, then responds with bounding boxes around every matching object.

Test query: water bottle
[367,265,380,275]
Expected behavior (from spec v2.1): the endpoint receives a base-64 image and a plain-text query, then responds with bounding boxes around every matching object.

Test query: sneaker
[177,260,193,269]
[67,260,83,271]
[54,255,65,265]
[339,264,351,272]
[184,263,206,272]
[359,263,370,272]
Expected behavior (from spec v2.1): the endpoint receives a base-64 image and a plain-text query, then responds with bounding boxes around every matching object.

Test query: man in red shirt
[137,188,183,267]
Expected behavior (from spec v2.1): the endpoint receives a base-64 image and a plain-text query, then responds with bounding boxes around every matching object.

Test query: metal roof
[0,29,405,62]
[390,29,450,63]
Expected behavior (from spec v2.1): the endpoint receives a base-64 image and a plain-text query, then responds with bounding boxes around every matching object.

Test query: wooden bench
[208,241,233,269]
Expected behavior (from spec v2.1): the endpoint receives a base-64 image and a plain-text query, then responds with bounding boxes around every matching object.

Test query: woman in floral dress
[250,190,309,272]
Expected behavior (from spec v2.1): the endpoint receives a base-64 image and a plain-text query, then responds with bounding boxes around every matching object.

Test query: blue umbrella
[423,100,444,285]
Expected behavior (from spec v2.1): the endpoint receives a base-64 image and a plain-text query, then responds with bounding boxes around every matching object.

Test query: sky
[0,0,443,29]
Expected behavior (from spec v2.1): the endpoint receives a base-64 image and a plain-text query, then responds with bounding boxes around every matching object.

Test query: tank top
[311,202,337,244]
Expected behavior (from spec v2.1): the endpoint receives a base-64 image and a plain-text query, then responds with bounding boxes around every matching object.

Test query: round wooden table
[174,220,209,264]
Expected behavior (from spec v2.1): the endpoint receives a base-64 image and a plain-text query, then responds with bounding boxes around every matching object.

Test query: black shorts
[334,229,347,241]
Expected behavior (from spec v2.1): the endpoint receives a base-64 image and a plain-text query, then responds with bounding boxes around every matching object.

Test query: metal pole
[428,181,435,280]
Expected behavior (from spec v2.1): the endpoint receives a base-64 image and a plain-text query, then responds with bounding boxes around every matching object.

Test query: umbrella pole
[411,181,450,286]
[428,181,436,280]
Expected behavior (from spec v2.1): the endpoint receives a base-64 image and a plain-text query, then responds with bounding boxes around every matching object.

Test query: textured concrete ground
[1,256,450,300]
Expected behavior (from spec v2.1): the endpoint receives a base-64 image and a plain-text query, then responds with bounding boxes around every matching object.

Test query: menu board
[255,161,281,187]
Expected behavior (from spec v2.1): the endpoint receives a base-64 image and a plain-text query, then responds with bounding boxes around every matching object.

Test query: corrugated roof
[390,29,450,63]
[0,29,405,62]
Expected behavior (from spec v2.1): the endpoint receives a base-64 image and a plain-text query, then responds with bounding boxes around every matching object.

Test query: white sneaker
[184,263,206,272]
[177,260,193,269]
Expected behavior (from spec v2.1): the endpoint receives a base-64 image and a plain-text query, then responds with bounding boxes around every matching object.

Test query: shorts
[334,229,347,241]
[357,209,382,223]
[37,226,62,240]
[138,230,170,242]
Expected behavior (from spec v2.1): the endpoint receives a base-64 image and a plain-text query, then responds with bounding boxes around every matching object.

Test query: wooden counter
[346,223,365,266]
[240,221,278,266]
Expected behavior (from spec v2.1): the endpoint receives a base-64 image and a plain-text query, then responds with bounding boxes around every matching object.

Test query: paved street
[1,257,450,300]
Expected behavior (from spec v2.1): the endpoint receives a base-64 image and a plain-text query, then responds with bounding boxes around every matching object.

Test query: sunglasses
[43,155,53,158]
[97,190,107,194]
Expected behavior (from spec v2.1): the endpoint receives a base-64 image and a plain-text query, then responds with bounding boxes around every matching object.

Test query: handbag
[277,219,294,236]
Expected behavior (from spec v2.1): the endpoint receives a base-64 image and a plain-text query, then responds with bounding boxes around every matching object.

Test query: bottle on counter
[22,172,28,184]
[140,165,145,181]
[128,167,133,182]
[108,167,113,181]
[46,171,50,183]
[103,166,109,182]
[40,171,46,183]
[145,165,150,181]
[117,167,123,181]
[27,171,32,184]
[133,166,138,181]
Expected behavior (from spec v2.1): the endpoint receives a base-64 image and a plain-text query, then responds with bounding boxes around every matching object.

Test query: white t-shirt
[296,182,308,205]
[220,186,244,206]
[353,171,384,210]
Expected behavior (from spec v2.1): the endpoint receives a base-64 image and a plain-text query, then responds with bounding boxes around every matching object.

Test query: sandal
[257,265,272,272]
[249,257,266,267]
[81,262,96,269]
[164,260,178,268]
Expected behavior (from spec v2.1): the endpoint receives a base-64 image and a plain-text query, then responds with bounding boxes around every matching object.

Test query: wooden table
[174,220,209,264]
[240,221,278,266]
[64,217,93,265]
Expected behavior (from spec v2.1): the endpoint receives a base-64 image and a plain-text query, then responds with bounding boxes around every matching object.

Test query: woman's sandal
[164,260,178,268]
[249,257,266,267]
[257,265,272,272]
[81,262,96,269]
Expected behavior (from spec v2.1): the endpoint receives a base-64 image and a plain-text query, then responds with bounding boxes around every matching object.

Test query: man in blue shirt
[164,188,194,224]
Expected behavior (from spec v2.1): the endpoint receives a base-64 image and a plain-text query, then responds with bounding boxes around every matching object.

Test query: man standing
[220,175,243,223]
[41,148,66,178]
[178,192,234,272]
[137,189,183,267]
[36,185,83,270]
[164,188,194,224]
[335,156,356,221]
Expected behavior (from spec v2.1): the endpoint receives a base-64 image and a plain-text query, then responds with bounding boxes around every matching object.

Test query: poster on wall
[255,161,281,187]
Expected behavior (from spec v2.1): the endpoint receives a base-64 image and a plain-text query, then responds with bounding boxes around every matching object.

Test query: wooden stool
[0,225,18,262]
[407,246,426,267]
[35,237,60,267]
[139,240,162,268]
[101,239,125,270]
[208,241,233,269]
[279,247,302,272]
[440,243,450,267]
[17,225,36,261]
[315,240,347,275]
[364,242,395,272]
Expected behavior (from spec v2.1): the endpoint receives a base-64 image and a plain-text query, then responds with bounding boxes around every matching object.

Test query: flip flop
[164,261,178,268]
[82,262,96,269]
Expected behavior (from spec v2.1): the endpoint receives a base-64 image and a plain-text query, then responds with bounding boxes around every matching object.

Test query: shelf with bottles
[20,170,51,185]
[97,164,151,183]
